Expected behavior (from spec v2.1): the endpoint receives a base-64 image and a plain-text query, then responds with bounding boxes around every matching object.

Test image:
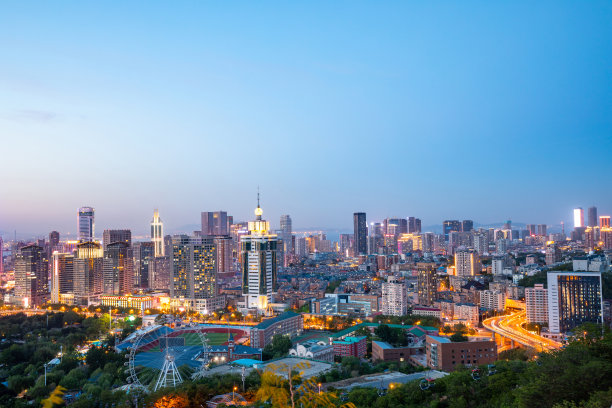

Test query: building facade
[78,206,95,242]
[548,271,603,333]
[382,276,407,316]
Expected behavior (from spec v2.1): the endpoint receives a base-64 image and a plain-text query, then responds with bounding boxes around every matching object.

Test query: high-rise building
[381,276,407,316]
[171,235,217,299]
[73,242,104,301]
[417,263,438,306]
[78,207,95,242]
[133,241,154,289]
[384,218,407,235]
[461,220,474,233]
[573,208,584,229]
[545,244,561,265]
[479,290,506,311]
[151,209,165,257]
[14,245,48,307]
[102,229,131,251]
[49,231,60,249]
[201,211,229,236]
[443,220,461,241]
[473,232,488,255]
[526,224,536,236]
[548,271,603,333]
[339,234,353,256]
[51,252,74,303]
[353,213,367,255]
[150,256,171,290]
[587,207,598,228]
[214,235,234,278]
[280,215,293,265]
[600,216,611,229]
[103,242,133,295]
[241,200,278,313]
[537,224,547,237]
[455,249,480,277]
[408,217,422,233]
[422,232,435,253]
[526,284,548,324]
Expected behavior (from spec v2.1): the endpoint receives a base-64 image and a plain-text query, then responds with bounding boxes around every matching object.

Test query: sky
[1,1,611,238]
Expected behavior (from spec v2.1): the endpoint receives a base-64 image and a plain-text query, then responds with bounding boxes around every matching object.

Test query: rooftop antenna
[257,186,260,208]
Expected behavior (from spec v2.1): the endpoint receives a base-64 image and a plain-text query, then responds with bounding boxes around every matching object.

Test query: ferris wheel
[125,321,210,392]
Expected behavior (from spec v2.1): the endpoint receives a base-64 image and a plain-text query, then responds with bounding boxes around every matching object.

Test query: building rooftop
[333,336,366,345]
[372,340,393,350]
[254,311,300,330]
[428,335,451,343]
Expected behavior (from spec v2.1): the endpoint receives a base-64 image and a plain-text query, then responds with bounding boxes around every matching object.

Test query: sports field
[147,332,230,352]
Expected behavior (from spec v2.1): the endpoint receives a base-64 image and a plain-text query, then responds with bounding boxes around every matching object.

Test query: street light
[233,386,238,402]
[318,383,322,395]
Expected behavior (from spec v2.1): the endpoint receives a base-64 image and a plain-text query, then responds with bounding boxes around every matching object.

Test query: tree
[41,385,66,408]
[449,333,468,342]
[263,334,293,360]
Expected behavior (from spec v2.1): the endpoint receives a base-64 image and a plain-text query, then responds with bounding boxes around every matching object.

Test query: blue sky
[1,1,611,237]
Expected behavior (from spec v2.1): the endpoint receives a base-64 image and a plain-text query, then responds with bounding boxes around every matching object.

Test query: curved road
[483,310,561,351]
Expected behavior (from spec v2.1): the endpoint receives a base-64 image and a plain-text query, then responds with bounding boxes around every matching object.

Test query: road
[483,310,562,351]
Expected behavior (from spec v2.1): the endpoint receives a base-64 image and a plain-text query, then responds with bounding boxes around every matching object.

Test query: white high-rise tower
[241,195,278,314]
[151,209,164,257]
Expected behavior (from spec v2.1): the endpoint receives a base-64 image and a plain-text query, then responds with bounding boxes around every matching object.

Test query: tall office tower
[214,235,233,278]
[600,216,611,228]
[151,209,165,257]
[422,232,435,253]
[526,284,548,324]
[384,218,407,235]
[353,213,367,255]
[545,244,561,265]
[443,220,461,241]
[414,218,422,233]
[537,224,547,237]
[133,241,154,288]
[526,224,536,236]
[408,217,422,233]
[51,252,74,303]
[587,207,598,227]
[102,229,131,251]
[381,276,407,316]
[573,208,584,229]
[103,242,133,295]
[73,242,104,301]
[78,206,95,242]
[473,232,488,255]
[461,220,474,233]
[495,238,508,254]
[171,235,217,299]
[201,211,229,236]
[455,249,480,277]
[503,220,512,230]
[14,245,48,307]
[241,200,278,313]
[49,231,60,249]
[417,263,438,306]
[548,271,603,333]
[280,215,293,265]
[339,234,353,256]
[295,237,307,257]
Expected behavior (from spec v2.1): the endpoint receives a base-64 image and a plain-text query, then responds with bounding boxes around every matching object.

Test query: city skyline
[2,2,612,234]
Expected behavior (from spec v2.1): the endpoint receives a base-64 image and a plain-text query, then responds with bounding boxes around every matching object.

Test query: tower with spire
[151,209,164,257]
[241,191,278,315]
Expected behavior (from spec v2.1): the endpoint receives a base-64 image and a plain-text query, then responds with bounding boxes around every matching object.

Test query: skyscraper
[73,242,104,301]
[133,241,154,289]
[51,251,74,303]
[600,216,611,229]
[417,263,438,306]
[241,199,278,313]
[353,213,367,255]
[526,224,536,236]
[78,207,95,242]
[573,208,584,229]
[461,220,474,232]
[201,211,229,236]
[102,229,131,250]
[103,242,133,295]
[49,231,60,249]
[537,224,547,237]
[443,220,461,241]
[587,206,598,227]
[280,214,293,263]
[381,276,407,316]
[171,235,217,300]
[548,271,603,333]
[14,245,48,307]
[151,209,165,257]
[455,249,481,277]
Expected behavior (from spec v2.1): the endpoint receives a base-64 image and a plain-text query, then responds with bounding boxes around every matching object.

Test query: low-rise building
[426,335,497,372]
[289,340,334,362]
[332,336,367,359]
[412,306,441,319]
[372,341,421,364]
[250,311,303,348]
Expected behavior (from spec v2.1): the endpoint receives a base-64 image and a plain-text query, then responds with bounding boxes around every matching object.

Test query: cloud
[1,109,59,123]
